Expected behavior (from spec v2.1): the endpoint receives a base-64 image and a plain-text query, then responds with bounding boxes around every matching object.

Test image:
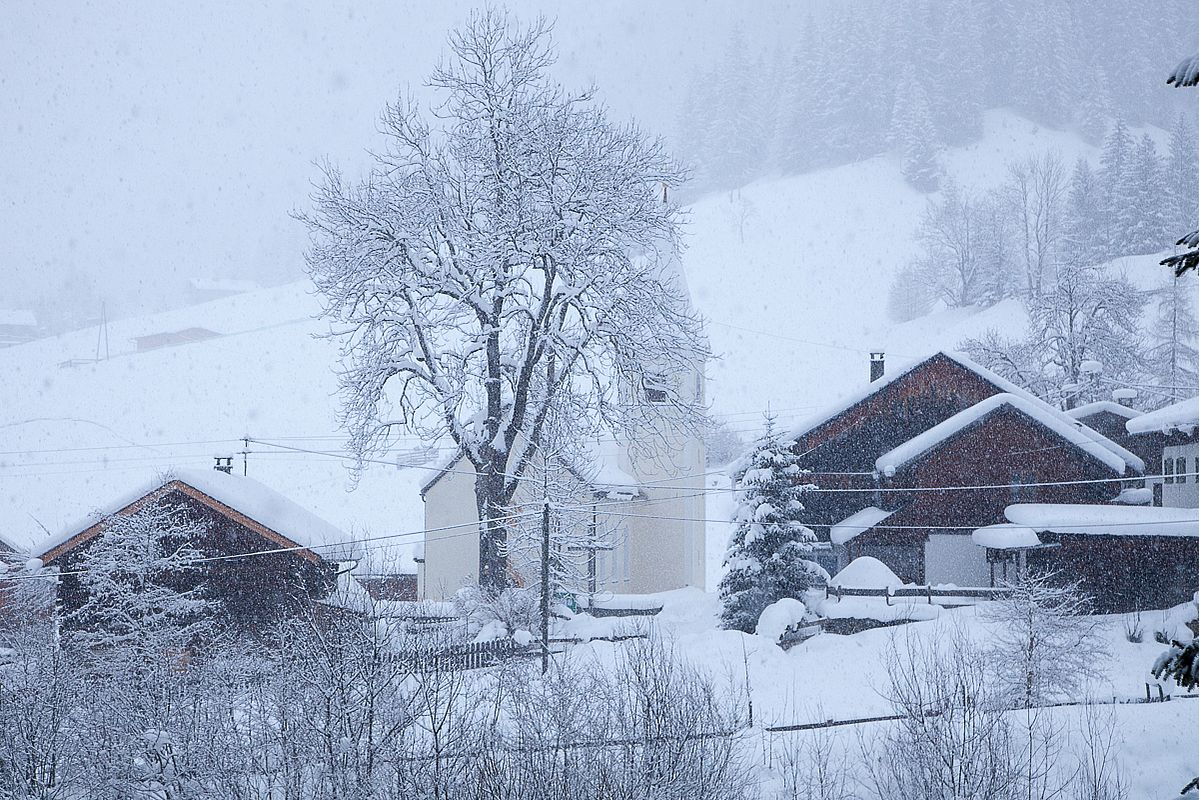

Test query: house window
[1177,457,1188,484]
[1165,456,1176,484]
[1010,470,1036,503]
[643,373,670,404]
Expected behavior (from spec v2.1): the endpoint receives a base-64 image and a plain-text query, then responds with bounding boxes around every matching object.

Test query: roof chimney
[214,456,233,474]
[870,352,885,383]
[1111,387,1138,408]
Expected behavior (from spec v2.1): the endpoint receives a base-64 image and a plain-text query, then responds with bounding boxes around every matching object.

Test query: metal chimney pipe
[870,352,885,383]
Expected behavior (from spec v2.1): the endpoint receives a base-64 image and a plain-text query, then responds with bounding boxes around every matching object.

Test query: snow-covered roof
[1112,487,1152,506]
[36,468,352,561]
[787,350,1038,442]
[1006,503,1199,538]
[1126,396,1199,436]
[875,394,1139,477]
[971,524,1042,550]
[830,506,893,545]
[419,450,467,495]
[0,310,37,327]
[1065,401,1142,421]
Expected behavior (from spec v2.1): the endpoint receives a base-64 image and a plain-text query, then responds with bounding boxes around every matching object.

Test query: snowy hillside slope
[1,110,1189,578]
[687,109,1185,440]
[0,283,429,567]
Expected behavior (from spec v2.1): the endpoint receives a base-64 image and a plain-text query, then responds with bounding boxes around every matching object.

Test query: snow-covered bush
[865,627,1019,800]
[454,583,541,639]
[755,597,810,643]
[720,415,821,632]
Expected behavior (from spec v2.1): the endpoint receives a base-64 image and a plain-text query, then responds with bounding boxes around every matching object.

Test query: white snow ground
[560,588,1198,798]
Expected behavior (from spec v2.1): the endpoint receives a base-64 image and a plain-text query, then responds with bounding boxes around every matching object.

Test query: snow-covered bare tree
[915,182,1011,307]
[983,571,1106,709]
[64,500,212,672]
[1147,274,1199,403]
[962,263,1145,407]
[1001,151,1068,299]
[719,414,819,633]
[302,11,707,588]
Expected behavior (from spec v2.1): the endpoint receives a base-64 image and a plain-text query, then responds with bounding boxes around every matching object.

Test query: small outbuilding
[36,468,358,638]
[982,503,1199,612]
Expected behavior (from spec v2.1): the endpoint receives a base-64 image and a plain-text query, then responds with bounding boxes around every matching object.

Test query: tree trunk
[475,466,510,590]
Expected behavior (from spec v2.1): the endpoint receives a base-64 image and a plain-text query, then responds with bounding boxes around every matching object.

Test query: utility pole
[568,503,611,610]
[540,468,551,675]
[241,437,249,476]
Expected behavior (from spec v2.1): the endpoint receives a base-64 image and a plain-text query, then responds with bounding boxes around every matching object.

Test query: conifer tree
[1066,159,1107,268]
[1165,114,1199,235]
[890,73,942,191]
[1126,133,1168,253]
[1148,274,1199,402]
[719,415,819,633]
[1098,119,1134,258]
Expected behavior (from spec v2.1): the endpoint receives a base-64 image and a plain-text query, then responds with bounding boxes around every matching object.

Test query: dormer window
[643,373,670,404]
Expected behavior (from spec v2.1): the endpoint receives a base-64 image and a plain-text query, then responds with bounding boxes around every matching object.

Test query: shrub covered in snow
[755,597,810,643]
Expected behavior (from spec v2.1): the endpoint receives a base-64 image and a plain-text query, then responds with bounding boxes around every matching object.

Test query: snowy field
[558,588,1197,798]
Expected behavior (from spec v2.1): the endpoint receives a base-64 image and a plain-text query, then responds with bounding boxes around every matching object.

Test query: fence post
[885,586,892,606]
[925,584,932,604]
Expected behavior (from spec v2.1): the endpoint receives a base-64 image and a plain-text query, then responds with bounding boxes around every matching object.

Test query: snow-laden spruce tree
[65,500,211,672]
[1164,54,1199,276]
[302,10,707,589]
[719,415,819,633]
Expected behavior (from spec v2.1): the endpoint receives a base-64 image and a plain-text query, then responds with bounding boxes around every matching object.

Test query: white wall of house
[418,377,707,600]
[418,448,706,600]
[925,533,990,587]
[1160,441,1199,508]
[418,465,481,600]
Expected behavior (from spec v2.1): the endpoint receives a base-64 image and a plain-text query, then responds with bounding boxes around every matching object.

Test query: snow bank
[755,597,809,642]
[1006,503,1199,538]
[830,506,893,545]
[971,524,1042,550]
[876,393,1137,476]
[817,596,941,623]
[829,557,905,589]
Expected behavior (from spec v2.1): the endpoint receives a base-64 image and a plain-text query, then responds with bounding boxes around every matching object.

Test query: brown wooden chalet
[789,352,1145,586]
[36,468,356,640]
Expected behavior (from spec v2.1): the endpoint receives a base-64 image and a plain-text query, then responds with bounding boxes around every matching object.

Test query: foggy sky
[2,1,803,320]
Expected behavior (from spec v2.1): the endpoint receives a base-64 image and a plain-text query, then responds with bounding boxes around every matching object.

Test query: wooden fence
[824,584,1010,606]
[421,638,528,672]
